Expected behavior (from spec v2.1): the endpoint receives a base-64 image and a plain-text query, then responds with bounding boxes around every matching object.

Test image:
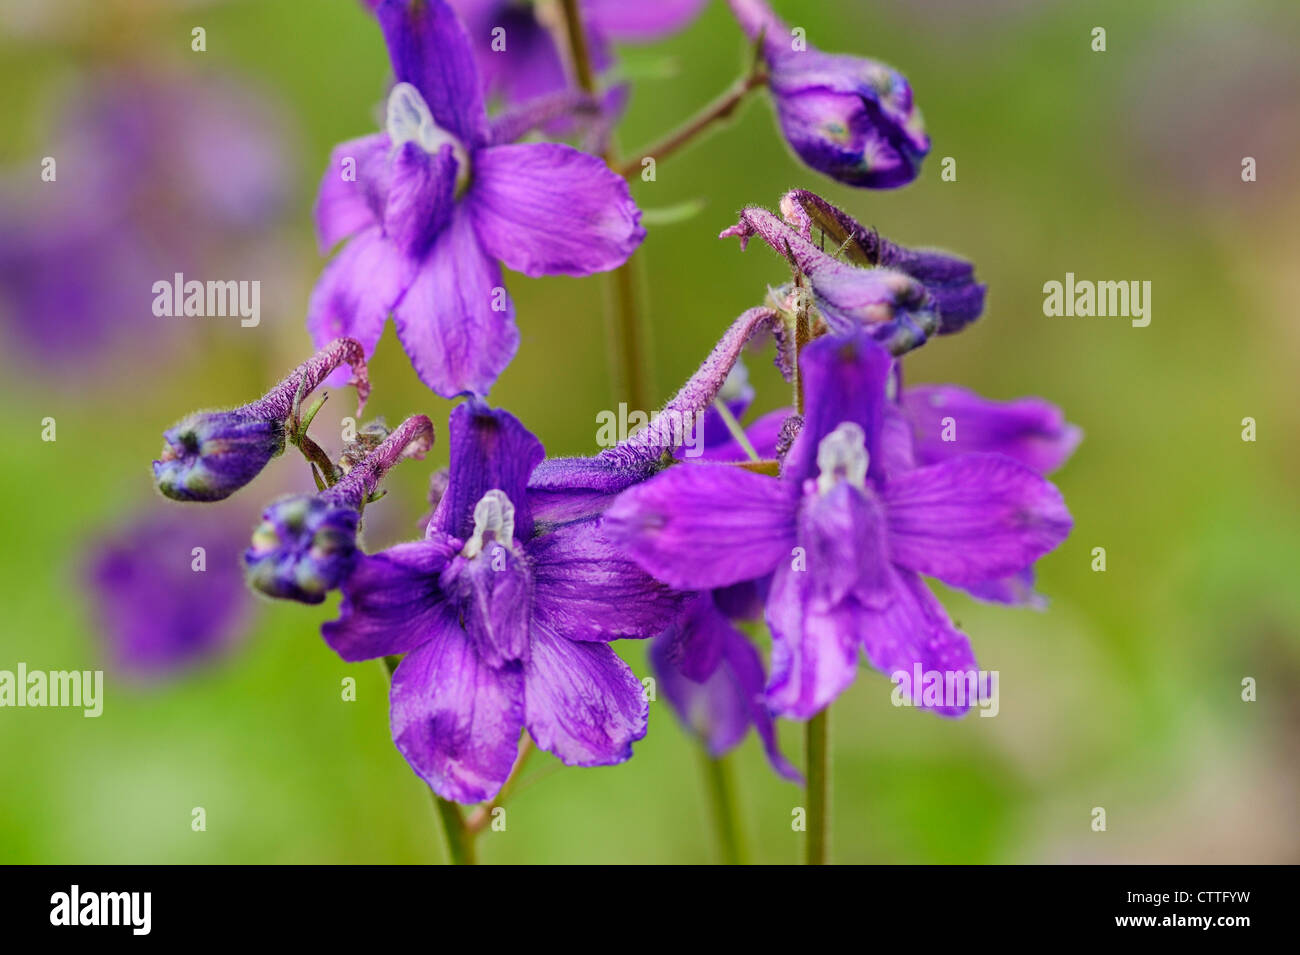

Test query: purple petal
[390,625,525,803]
[858,568,980,717]
[306,226,415,376]
[529,518,686,642]
[884,453,1073,588]
[764,562,863,719]
[468,142,644,278]
[796,481,893,610]
[383,141,458,260]
[964,567,1046,609]
[429,400,545,542]
[438,548,533,668]
[321,537,460,662]
[315,132,391,252]
[900,384,1082,474]
[720,624,803,781]
[391,207,519,398]
[375,0,488,148]
[585,0,709,39]
[604,464,798,591]
[782,329,894,486]
[524,624,647,766]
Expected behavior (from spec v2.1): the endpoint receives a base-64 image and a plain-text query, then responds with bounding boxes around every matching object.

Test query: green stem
[432,793,476,866]
[713,398,760,462]
[699,750,748,865]
[382,657,476,865]
[805,708,830,865]
[616,69,767,180]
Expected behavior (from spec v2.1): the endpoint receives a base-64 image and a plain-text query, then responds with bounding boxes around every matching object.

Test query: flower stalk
[805,708,829,865]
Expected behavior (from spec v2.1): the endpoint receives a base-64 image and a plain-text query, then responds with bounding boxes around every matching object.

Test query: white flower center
[386,82,470,193]
[462,489,515,558]
[816,422,869,495]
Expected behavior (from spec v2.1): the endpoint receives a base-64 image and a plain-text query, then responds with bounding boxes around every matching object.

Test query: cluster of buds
[152,337,433,604]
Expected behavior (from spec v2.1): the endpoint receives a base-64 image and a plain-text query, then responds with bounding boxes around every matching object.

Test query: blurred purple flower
[0,70,291,366]
[86,505,255,679]
[313,0,644,398]
[448,0,707,106]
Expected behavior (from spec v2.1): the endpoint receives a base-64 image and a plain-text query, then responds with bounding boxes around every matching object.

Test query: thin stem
[558,0,596,93]
[699,750,748,865]
[382,656,476,865]
[606,258,653,411]
[713,398,760,462]
[556,0,653,413]
[805,708,830,865]
[465,738,536,834]
[616,70,767,180]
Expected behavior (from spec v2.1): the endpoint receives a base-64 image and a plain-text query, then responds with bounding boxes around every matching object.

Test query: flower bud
[153,411,285,502]
[244,495,360,604]
[728,0,928,188]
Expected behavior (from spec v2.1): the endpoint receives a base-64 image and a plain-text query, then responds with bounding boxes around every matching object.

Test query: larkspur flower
[606,328,1073,719]
[725,0,929,188]
[153,338,368,502]
[321,400,683,802]
[245,415,434,604]
[312,0,644,398]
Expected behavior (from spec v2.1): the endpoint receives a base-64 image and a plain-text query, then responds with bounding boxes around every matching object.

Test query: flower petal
[383,141,458,260]
[604,463,798,591]
[586,0,709,39]
[430,400,545,542]
[468,142,644,277]
[900,384,1082,474]
[884,453,1073,587]
[306,225,415,379]
[529,517,687,642]
[314,132,391,252]
[764,561,863,719]
[859,568,980,717]
[783,328,894,486]
[389,626,524,803]
[375,0,488,148]
[321,537,459,662]
[391,207,519,398]
[524,624,647,766]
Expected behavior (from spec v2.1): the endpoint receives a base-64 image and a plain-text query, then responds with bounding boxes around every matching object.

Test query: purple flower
[726,0,929,188]
[312,0,645,398]
[86,504,256,679]
[153,339,369,502]
[606,329,1073,719]
[321,400,683,802]
[245,415,434,604]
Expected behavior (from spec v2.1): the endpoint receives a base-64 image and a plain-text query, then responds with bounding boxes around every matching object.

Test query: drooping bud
[727,0,928,188]
[153,338,369,502]
[153,412,286,503]
[779,189,986,334]
[243,414,434,603]
[723,207,939,354]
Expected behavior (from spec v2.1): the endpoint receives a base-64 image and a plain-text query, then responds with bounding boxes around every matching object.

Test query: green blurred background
[1,0,1297,863]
